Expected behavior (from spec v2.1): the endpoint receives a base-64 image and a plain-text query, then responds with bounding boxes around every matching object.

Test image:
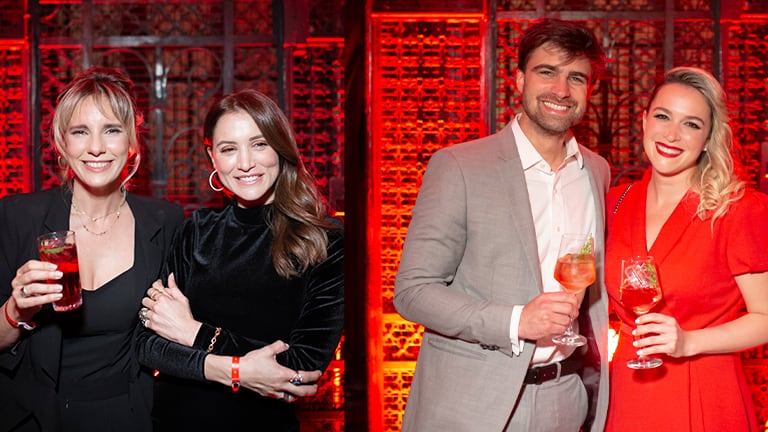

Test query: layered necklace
[71,189,127,236]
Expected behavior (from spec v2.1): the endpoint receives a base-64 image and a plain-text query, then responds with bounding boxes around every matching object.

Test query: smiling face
[643,82,711,181]
[207,110,280,207]
[61,95,133,194]
[516,43,593,139]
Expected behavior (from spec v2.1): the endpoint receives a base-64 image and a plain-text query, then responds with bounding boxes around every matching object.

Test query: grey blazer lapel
[495,124,542,294]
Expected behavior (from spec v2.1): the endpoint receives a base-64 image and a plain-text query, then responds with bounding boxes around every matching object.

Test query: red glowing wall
[3,1,768,431]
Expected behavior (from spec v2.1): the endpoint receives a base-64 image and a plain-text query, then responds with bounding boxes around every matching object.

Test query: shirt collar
[511,114,584,171]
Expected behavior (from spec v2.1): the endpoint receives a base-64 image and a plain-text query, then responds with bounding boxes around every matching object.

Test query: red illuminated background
[2,1,768,431]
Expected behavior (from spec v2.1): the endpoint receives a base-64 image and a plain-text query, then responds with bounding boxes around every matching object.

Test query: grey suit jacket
[394,121,610,431]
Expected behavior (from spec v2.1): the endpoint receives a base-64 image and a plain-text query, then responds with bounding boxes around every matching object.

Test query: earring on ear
[208,170,224,192]
[57,156,68,168]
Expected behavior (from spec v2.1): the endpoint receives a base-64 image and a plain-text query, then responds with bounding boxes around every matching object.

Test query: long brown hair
[203,89,336,278]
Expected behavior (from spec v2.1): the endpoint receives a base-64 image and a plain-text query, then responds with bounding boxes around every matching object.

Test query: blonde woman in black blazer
[0,67,183,431]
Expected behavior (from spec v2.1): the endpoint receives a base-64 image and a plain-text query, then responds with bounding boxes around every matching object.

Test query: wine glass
[620,256,663,369]
[552,234,596,346]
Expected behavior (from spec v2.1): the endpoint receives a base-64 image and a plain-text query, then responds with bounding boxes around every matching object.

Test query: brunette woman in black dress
[137,89,344,431]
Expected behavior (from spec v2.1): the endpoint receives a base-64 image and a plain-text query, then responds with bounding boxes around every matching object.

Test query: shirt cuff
[509,305,525,355]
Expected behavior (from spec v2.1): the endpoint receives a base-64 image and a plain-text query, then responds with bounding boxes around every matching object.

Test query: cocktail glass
[37,230,82,312]
[620,256,663,369]
[552,234,596,347]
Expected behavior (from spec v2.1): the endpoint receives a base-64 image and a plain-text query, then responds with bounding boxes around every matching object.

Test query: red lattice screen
[371,14,485,431]
[0,47,28,195]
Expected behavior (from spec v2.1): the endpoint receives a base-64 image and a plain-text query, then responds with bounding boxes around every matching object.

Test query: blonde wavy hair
[647,66,744,222]
[51,67,142,189]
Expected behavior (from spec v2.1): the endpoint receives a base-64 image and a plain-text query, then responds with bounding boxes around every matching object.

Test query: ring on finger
[20,286,28,298]
[149,290,159,301]
[289,373,303,385]
[138,308,150,327]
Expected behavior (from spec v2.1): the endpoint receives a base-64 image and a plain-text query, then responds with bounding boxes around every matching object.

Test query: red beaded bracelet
[231,356,240,392]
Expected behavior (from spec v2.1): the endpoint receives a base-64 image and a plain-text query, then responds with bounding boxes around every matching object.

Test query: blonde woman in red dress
[605,66,768,431]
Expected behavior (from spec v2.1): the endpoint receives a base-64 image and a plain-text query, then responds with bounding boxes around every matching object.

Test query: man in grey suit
[394,19,610,432]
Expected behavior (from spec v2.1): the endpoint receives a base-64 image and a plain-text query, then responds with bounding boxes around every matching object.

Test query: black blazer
[0,187,183,431]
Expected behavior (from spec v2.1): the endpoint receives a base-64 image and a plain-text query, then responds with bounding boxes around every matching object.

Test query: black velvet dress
[137,203,344,431]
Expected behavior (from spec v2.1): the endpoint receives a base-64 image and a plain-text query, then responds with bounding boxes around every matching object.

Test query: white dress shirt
[507,115,597,365]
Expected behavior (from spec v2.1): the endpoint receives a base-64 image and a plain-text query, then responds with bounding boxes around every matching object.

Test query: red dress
[605,172,768,432]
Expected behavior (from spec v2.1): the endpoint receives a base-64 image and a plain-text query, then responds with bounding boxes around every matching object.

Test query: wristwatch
[4,303,36,331]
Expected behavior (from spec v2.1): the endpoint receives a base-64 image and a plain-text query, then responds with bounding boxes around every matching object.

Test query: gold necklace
[71,190,127,236]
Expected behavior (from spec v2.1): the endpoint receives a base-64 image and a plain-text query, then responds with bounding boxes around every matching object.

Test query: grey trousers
[504,373,588,432]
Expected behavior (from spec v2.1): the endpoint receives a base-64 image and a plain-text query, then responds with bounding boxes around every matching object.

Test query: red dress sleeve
[722,189,768,276]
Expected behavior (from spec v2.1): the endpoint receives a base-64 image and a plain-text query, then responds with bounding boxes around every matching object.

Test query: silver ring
[282,392,290,401]
[138,308,149,327]
[289,373,303,385]
[20,286,27,298]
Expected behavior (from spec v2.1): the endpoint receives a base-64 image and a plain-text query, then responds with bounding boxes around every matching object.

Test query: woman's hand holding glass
[619,256,664,369]
[633,312,690,359]
[9,260,63,316]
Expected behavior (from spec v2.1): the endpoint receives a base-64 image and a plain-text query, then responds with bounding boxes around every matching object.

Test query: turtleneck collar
[232,203,273,226]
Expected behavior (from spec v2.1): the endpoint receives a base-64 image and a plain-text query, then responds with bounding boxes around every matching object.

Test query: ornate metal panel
[289,41,345,212]
[373,16,484,313]
[35,0,276,204]
[383,362,415,432]
[38,49,87,191]
[371,14,484,431]
[725,20,768,192]
[383,314,424,363]
[309,0,346,36]
[0,47,28,196]
[0,0,26,196]
[288,39,346,429]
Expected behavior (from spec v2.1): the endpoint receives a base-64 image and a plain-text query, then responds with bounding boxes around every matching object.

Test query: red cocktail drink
[620,284,661,315]
[37,231,82,312]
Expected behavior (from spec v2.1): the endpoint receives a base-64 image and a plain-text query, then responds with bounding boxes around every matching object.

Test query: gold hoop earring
[208,170,224,192]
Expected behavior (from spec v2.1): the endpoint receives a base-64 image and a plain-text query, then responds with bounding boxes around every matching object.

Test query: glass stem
[634,313,647,360]
[564,317,576,337]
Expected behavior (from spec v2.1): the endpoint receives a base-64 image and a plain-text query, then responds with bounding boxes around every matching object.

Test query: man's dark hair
[517,18,607,83]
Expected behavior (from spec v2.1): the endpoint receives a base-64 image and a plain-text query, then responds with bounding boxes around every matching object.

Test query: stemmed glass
[552,234,596,347]
[620,256,664,369]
